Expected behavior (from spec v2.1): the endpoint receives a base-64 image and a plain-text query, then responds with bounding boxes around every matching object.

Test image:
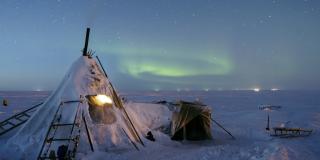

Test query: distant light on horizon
[253,88,260,92]
[271,88,279,91]
[34,88,42,92]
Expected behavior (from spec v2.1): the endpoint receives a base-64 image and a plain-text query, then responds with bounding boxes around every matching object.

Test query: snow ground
[1,90,319,160]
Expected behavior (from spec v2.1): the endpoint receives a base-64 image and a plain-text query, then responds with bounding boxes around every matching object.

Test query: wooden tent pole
[82,112,94,152]
[96,55,145,146]
[122,128,139,151]
[211,118,235,140]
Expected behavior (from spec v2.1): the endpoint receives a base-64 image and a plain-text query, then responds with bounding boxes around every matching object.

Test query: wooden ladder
[0,102,43,136]
[37,100,83,160]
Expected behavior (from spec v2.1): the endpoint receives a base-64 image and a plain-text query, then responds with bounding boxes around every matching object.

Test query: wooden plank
[51,123,78,127]
[47,138,76,142]
[82,113,94,152]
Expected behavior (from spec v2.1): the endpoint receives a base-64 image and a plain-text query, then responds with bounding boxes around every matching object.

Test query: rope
[211,118,236,140]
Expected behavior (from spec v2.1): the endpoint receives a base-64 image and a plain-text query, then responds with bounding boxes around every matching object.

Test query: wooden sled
[270,127,313,138]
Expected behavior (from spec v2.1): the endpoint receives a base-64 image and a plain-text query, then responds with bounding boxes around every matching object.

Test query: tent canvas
[171,101,212,141]
[2,28,144,159]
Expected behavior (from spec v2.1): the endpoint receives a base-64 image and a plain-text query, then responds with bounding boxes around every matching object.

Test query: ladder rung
[39,155,73,160]
[38,157,55,160]
[1,122,9,126]
[14,114,29,121]
[15,117,24,122]
[52,123,78,127]
[6,121,15,126]
[63,100,82,104]
[46,138,77,142]
[22,113,31,117]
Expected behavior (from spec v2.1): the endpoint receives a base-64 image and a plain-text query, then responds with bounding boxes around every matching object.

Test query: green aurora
[98,45,233,79]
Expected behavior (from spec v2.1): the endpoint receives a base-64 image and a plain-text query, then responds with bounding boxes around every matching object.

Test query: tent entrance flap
[171,101,212,141]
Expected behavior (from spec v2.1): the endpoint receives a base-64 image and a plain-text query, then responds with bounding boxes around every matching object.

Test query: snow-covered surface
[0,91,49,121]
[1,90,319,160]
[0,56,319,160]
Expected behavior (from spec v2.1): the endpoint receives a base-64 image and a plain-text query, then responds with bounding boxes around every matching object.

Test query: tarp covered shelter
[171,101,212,141]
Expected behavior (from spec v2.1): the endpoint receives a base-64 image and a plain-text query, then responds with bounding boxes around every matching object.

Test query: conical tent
[171,101,212,141]
[2,27,144,159]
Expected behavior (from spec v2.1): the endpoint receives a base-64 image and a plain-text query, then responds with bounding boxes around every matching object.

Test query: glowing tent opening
[86,94,113,107]
[95,94,113,105]
[85,94,116,124]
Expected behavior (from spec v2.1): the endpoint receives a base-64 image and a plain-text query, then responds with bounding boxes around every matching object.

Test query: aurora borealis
[0,0,320,91]
[98,45,233,77]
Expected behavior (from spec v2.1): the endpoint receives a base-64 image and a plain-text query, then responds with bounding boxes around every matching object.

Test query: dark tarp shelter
[171,101,212,141]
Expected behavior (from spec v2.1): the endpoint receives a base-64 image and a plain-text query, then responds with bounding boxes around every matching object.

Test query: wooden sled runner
[270,127,313,138]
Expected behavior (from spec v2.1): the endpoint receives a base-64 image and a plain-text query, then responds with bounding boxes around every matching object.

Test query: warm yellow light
[95,94,113,105]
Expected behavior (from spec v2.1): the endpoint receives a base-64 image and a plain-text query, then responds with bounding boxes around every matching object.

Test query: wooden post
[82,28,90,56]
[266,114,270,131]
[2,99,8,106]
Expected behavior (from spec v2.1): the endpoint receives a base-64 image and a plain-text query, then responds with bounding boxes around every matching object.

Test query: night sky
[0,0,320,91]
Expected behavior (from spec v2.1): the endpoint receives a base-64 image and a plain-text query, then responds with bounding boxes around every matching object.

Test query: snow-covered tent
[2,28,146,159]
[171,101,212,141]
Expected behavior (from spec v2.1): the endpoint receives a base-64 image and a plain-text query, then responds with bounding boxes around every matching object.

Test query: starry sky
[0,0,320,91]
